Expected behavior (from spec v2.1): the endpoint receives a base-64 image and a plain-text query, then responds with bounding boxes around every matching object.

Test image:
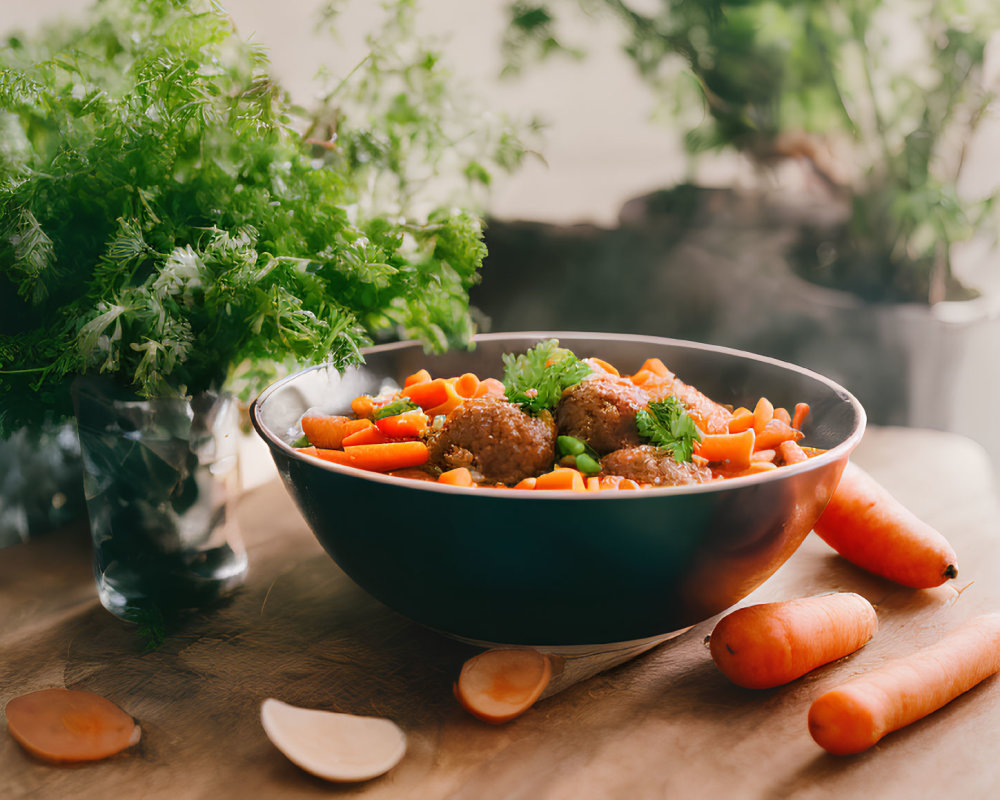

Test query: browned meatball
[555,376,650,454]
[601,445,713,486]
[428,398,556,485]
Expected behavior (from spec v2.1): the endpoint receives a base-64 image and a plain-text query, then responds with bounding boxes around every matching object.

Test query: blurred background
[4,0,1000,542]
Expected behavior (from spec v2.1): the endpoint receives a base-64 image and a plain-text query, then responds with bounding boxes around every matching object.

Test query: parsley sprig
[501,339,591,415]
[635,397,702,462]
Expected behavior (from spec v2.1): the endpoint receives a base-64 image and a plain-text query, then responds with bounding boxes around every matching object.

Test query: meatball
[601,445,713,487]
[428,398,556,485]
[555,376,650,454]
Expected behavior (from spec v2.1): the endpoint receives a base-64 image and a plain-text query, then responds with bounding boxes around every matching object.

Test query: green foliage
[502,0,1000,302]
[0,0,527,435]
[635,396,701,463]
[502,338,591,415]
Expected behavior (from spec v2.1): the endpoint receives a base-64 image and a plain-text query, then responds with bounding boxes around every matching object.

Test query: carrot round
[709,593,878,689]
[5,688,141,764]
[813,462,958,588]
[808,613,1000,755]
[454,649,552,724]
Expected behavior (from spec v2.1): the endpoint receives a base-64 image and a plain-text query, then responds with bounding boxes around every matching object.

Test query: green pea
[557,435,586,456]
[575,453,601,474]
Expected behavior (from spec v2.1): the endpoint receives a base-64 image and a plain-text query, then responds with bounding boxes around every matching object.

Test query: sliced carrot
[374,409,428,438]
[778,439,809,465]
[296,445,319,457]
[534,468,586,492]
[586,357,620,376]
[618,478,640,490]
[309,442,429,472]
[629,368,655,387]
[300,415,371,450]
[341,425,396,447]
[585,476,601,492]
[513,477,537,490]
[5,688,141,764]
[387,467,436,482]
[455,649,552,724]
[727,407,754,433]
[808,613,1000,755]
[453,373,481,399]
[351,395,377,419]
[404,368,432,387]
[695,429,755,469]
[401,378,450,410]
[639,357,671,378]
[751,449,776,463]
[473,378,506,399]
[753,418,805,450]
[752,397,774,433]
[773,407,792,425]
[438,467,475,487]
[792,402,811,431]
[813,462,958,588]
[709,593,878,689]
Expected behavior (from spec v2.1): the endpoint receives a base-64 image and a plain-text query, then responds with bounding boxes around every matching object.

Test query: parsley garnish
[502,339,591,415]
[635,397,702,462]
[373,398,420,419]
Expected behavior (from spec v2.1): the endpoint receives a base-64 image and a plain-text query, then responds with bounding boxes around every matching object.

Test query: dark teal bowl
[250,332,865,647]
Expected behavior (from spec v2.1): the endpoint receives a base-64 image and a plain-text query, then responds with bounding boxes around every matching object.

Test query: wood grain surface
[2,427,1000,799]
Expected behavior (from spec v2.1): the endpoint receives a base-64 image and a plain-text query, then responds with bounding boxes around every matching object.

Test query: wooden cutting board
[2,426,999,799]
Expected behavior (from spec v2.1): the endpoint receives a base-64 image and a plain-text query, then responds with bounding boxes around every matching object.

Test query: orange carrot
[709,593,878,690]
[629,368,655,387]
[404,368,432,387]
[374,409,428,438]
[773,406,792,425]
[639,357,671,378]
[586,357,620,376]
[300,415,371,450]
[473,377,506,399]
[453,373,481,399]
[813,462,958,588]
[426,380,465,417]
[618,478,641,490]
[401,378,450,410]
[751,449,776,463]
[310,441,429,472]
[438,467,475,487]
[454,649,552,724]
[350,395,377,419]
[534,467,585,492]
[752,397,774,433]
[778,439,809,465]
[585,476,601,492]
[341,425,396,447]
[513,477,537,490]
[792,402,811,431]
[727,407,754,433]
[5,688,141,764]
[753,418,805,450]
[695,429,755,469]
[808,613,1000,755]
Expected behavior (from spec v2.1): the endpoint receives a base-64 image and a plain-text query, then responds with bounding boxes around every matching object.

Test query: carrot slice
[727,407,754,433]
[778,439,809,465]
[534,468,585,491]
[455,649,552,724]
[301,415,371,450]
[639,357,671,378]
[438,467,475,487]
[513,477,537,490]
[452,373,481,399]
[753,418,804,450]
[473,378,506,399]
[773,406,792,425]
[309,442,429,472]
[809,613,1000,755]
[351,395,377,419]
[752,397,774,433]
[425,380,465,417]
[695,429,755,469]
[586,357,620,376]
[5,688,141,764]
[401,378,450,410]
[791,402,811,431]
[374,409,428,438]
[404,369,432,387]
[341,425,395,447]
[629,368,655,387]
[813,462,958,588]
[709,593,878,689]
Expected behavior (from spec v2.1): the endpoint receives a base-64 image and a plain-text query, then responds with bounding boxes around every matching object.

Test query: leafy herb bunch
[0,0,521,435]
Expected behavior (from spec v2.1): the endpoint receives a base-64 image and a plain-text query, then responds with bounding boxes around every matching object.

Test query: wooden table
[3,427,1000,799]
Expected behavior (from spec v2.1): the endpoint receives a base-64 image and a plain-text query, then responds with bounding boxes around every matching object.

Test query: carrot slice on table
[455,649,552,724]
[301,415,372,450]
[808,613,1000,755]
[709,593,878,689]
[812,462,958,588]
[5,688,141,764]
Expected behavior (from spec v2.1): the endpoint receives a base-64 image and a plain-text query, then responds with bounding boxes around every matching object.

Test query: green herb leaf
[636,397,702,463]
[372,398,419,420]
[501,339,591,415]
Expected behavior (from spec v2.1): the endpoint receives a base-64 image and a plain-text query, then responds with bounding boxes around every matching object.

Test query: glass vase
[72,377,248,621]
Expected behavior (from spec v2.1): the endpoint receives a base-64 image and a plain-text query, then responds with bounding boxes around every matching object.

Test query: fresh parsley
[635,397,702,462]
[502,339,591,415]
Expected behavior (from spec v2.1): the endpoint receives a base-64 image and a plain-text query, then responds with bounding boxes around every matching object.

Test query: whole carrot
[813,462,958,588]
[808,613,1000,755]
[709,593,878,689]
